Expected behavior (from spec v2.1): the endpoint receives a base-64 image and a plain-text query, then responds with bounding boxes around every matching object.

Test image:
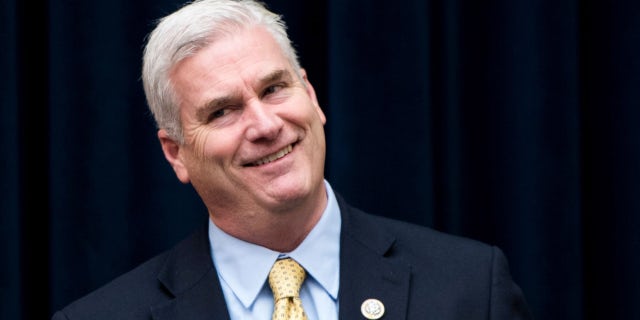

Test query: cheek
[314,105,326,125]
[307,106,327,131]
[185,129,213,161]
[288,98,323,126]
[190,128,243,167]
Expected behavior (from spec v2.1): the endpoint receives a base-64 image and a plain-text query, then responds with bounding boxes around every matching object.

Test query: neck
[210,187,328,252]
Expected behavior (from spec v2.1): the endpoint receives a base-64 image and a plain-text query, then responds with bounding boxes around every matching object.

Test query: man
[52,0,533,319]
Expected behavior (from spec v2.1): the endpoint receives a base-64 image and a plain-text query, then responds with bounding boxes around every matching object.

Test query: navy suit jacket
[52,195,533,319]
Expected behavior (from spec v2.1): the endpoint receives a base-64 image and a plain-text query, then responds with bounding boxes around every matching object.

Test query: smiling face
[159,26,327,240]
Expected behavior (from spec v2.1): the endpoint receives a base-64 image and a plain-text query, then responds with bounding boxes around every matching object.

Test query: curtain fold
[579,1,640,318]
[1,1,20,320]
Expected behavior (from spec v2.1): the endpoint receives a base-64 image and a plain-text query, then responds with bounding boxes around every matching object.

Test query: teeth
[253,145,293,166]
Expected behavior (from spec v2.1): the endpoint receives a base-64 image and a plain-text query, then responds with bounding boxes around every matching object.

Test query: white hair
[141,0,301,143]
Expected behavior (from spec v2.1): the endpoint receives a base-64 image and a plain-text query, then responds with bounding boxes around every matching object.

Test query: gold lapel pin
[361,298,385,319]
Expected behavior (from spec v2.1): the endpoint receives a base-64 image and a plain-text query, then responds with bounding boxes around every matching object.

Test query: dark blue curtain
[2,0,639,319]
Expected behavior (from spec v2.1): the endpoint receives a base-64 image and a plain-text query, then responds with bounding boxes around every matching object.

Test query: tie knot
[268,258,306,300]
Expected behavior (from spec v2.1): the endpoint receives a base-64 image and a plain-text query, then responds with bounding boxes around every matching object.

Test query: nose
[244,101,284,142]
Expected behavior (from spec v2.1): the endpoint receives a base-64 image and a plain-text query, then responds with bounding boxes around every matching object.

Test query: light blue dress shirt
[208,180,341,320]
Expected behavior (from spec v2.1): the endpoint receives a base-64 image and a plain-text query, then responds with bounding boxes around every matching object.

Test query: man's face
[162,26,327,221]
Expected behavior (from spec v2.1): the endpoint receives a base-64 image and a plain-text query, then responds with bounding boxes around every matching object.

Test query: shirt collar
[208,180,341,308]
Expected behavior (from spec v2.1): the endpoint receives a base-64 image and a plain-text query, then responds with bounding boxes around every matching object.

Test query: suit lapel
[148,196,412,320]
[337,196,411,320]
[150,225,231,320]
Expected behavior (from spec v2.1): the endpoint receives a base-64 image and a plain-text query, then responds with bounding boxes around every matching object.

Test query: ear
[300,68,326,125]
[158,129,191,184]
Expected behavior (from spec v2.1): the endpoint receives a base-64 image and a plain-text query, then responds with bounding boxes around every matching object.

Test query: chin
[261,180,314,204]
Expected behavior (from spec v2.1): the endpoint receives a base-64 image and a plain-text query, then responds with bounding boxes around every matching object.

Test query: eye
[262,84,284,97]
[208,108,231,122]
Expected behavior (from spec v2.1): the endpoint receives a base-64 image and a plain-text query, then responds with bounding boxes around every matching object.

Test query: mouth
[245,144,294,167]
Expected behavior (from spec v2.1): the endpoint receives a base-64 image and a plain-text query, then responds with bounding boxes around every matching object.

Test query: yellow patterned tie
[268,258,308,320]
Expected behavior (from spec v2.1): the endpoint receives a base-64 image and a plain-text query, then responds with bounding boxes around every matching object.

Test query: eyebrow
[259,69,293,86]
[194,69,294,122]
[195,95,236,123]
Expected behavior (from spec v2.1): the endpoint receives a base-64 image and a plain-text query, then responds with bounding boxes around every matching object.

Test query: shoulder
[338,196,533,319]
[339,196,495,261]
[53,227,209,320]
[339,195,501,289]
[54,252,171,320]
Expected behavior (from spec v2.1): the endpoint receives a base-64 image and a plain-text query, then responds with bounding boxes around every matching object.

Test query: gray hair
[141,0,301,143]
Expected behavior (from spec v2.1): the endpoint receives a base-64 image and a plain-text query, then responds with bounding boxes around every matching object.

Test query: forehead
[170,26,294,97]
